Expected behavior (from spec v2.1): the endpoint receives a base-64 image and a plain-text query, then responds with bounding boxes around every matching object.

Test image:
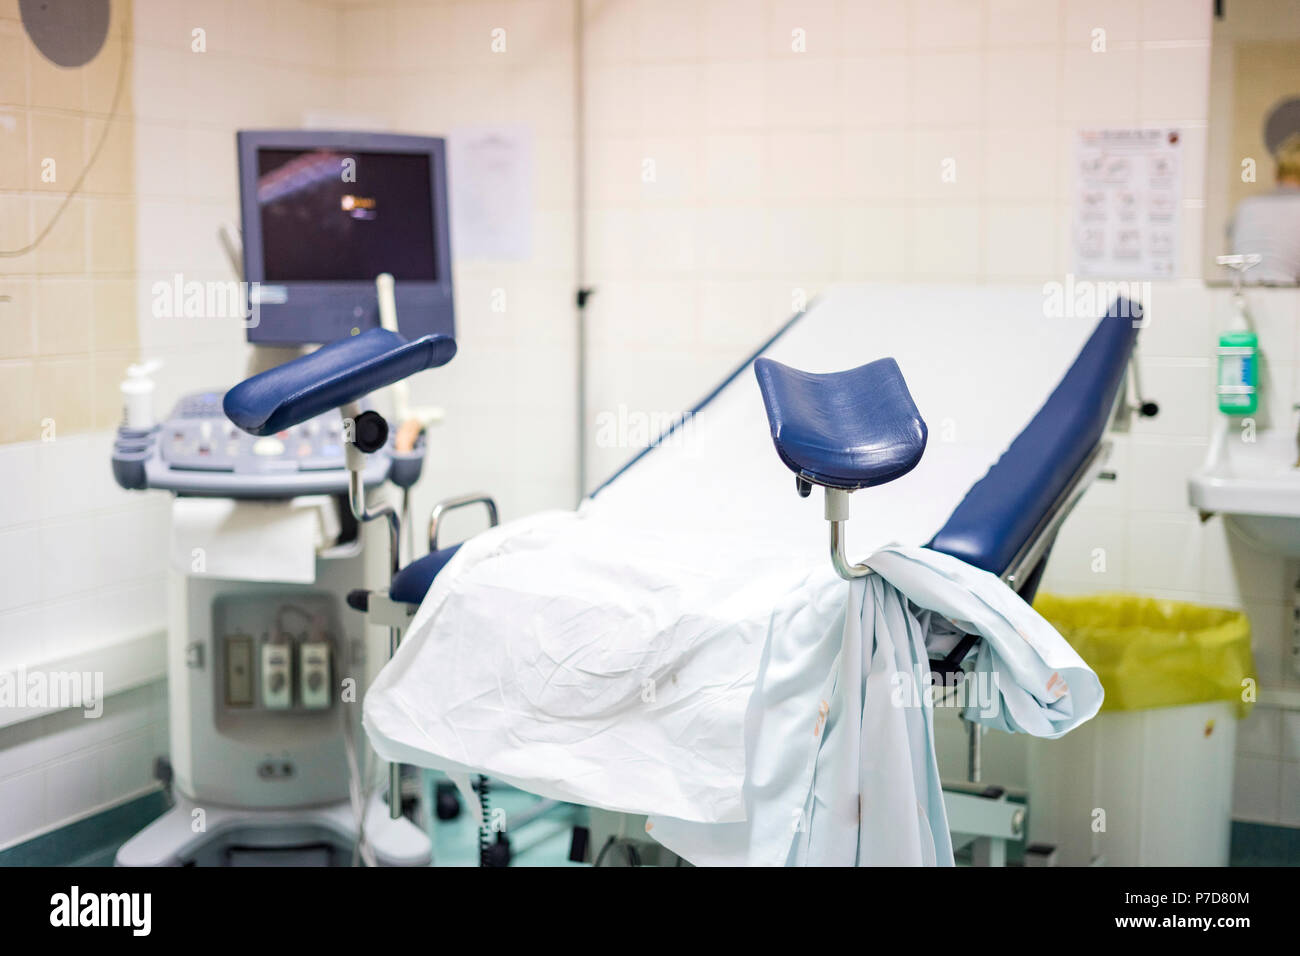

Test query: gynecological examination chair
[222,283,1158,866]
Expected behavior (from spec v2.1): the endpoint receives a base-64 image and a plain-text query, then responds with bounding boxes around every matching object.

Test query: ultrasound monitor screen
[256,148,437,282]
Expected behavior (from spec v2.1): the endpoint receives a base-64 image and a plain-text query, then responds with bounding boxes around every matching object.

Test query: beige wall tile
[28,47,82,111]
[132,0,195,49]
[34,279,93,357]
[28,111,85,192]
[840,0,909,53]
[983,202,1060,278]
[0,280,35,359]
[1064,0,1139,48]
[34,357,95,436]
[909,51,985,126]
[0,361,37,443]
[908,204,983,277]
[82,117,134,196]
[912,0,988,50]
[0,195,32,274]
[92,353,132,430]
[92,278,137,352]
[82,38,132,117]
[842,130,908,199]
[88,199,136,274]
[988,0,1062,47]
[0,21,27,106]
[0,107,26,189]
[30,196,86,275]
[698,0,767,58]
[909,129,985,200]
[839,56,909,127]
[184,126,233,200]
[838,204,908,278]
[767,0,837,58]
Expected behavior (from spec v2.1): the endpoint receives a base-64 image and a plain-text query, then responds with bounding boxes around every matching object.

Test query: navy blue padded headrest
[754,356,928,491]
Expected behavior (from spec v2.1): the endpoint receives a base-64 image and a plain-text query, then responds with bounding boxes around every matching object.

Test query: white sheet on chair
[362,284,1106,850]
[644,545,1102,866]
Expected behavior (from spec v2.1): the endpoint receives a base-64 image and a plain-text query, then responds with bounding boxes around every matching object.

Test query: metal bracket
[366,592,419,629]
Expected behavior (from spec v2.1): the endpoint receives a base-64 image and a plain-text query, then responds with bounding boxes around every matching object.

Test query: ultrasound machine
[111,131,459,866]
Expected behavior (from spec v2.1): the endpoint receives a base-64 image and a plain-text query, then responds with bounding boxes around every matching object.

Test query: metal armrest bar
[429,493,500,551]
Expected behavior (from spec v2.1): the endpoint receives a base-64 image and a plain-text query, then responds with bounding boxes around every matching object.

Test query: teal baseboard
[0,790,168,867]
[1230,821,1300,866]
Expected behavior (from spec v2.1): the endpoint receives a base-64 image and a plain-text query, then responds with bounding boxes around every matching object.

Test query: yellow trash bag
[1033,593,1255,717]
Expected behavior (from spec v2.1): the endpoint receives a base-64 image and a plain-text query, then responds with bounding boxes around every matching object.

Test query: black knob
[346,588,370,613]
[351,410,389,453]
[1139,401,1159,418]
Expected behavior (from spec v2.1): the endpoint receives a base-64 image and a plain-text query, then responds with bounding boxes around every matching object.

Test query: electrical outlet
[261,642,292,709]
[299,642,331,710]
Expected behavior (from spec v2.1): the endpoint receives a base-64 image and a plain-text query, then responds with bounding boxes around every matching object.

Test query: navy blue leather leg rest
[224,327,456,436]
[927,298,1139,575]
[390,544,463,605]
[754,356,928,490]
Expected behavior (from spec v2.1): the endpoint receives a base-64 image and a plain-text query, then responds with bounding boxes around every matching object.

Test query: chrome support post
[342,401,404,820]
[826,487,873,580]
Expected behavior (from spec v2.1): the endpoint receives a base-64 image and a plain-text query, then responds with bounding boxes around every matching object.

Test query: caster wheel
[435,781,461,821]
[483,833,511,868]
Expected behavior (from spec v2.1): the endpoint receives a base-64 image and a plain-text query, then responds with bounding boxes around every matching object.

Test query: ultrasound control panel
[162,391,350,474]
[112,390,424,499]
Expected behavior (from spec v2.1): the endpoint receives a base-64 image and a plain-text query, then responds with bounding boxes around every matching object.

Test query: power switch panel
[261,643,293,709]
[225,635,254,706]
[299,642,332,710]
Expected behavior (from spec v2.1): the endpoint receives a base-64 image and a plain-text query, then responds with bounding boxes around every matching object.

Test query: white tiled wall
[0,683,167,849]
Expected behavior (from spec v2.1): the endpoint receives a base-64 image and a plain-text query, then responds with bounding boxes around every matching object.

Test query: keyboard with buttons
[161,390,351,473]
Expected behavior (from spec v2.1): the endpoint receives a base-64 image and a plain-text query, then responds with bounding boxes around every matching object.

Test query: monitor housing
[237,129,454,346]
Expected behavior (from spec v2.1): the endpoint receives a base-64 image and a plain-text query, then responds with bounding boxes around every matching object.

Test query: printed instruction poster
[447,125,534,261]
[1073,128,1183,279]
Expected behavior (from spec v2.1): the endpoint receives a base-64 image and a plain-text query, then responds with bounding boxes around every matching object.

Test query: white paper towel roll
[170,497,337,583]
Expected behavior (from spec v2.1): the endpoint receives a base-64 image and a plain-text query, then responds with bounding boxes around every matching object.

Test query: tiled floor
[1,783,1294,867]
[0,777,584,867]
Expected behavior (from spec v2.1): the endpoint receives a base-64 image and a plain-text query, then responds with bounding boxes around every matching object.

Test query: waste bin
[1026,593,1254,867]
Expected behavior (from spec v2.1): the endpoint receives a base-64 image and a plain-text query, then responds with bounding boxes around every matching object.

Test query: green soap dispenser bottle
[1215,254,1261,416]
[1216,330,1258,415]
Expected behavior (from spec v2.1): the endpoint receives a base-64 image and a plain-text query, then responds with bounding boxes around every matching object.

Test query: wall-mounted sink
[1189,424,1300,556]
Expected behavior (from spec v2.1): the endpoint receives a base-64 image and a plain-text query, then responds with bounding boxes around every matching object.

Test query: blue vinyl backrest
[927,299,1140,575]
[224,327,456,435]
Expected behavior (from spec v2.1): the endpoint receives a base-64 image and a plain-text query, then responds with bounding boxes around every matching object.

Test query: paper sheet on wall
[1072,128,1183,279]
[447,126,533,261]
